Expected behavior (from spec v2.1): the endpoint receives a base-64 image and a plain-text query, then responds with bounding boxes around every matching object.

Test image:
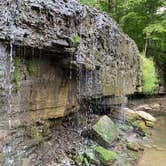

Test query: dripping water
[3,39,14,166]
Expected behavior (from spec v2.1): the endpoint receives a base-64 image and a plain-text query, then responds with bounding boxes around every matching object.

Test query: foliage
[80,0,109,13]
[143,13,166,62]
[141,54,159,93]
[72,34,81,47]
[120,12,148,49]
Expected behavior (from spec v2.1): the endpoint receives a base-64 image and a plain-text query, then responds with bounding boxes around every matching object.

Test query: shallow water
[137,115,166,166]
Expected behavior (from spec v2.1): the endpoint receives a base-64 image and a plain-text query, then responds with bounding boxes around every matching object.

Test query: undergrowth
[141,53,159,93]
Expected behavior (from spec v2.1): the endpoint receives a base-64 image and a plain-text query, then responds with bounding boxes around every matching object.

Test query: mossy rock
[92,115,119,147]
[84,147,100,165]
[74,147,100,166]
[132,120,147,136]
[145,120,154,128]
[95,146,118,165]
[74,155,84,165]
[127,142,139,152]
[26,126,44,144]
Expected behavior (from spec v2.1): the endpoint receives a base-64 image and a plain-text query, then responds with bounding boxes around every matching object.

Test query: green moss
[92,115,119,146]
[141,53,159,93]
[72,34,80,47]
[42,121,51,133]
[12,57,21,92]
[95,146,118,165]
[27,59,40,77]
[145,120,154,128]
[83,157,89,166]
[132,120,148,136]
[74,154,85,165]
[127,142,139,152]
[84,147,100,165]
[26,126,44,144]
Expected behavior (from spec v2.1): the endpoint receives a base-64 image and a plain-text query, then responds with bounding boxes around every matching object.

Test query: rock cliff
[0,0,141,165]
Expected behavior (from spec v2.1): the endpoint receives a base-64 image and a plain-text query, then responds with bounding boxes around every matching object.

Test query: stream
[137,115,166,166]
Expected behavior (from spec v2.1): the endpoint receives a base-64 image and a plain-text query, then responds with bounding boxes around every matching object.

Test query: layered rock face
[0,0,141,126]
[0,0,141,164]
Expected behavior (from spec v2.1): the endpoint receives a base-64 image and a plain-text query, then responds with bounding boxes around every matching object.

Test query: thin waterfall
[4,39,14,166]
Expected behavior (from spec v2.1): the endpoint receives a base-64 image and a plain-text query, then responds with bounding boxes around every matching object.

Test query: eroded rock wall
[0,0,141,125]
[0,0,141,164]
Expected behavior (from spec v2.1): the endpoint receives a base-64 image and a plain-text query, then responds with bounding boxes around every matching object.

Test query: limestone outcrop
[0,0,141,165]
[0,0,141,125]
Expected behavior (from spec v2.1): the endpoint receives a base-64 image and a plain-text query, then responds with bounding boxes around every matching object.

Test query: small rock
[84,147,99,165]
[135,104,152,111]
[132,120,147,135]
[127,142,139,152]
[143,144,152,149]
[150,103,160,109]
[92,115,120,147]
[136,111,156,122]
[112,108,138,122]
[22,158,31,166]
[95,146,117,165]
[145,121,154,128]
[123,108,139,121]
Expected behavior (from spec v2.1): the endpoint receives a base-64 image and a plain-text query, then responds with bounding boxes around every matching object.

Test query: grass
[141,53,159,93]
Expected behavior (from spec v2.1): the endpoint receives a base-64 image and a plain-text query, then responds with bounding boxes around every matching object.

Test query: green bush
[141,53,159,93]
[80,0,109,13]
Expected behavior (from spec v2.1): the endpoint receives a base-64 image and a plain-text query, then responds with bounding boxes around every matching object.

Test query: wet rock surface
[91,115,119,147]
[0,0,142,165]
[128,96,166,115]
[0,0,141,98]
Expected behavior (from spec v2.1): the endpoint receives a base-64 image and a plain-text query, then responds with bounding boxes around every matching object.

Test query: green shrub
[141,53,159,93]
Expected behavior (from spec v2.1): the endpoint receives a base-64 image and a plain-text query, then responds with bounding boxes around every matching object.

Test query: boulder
[136,111,156,122]
[92,115,119,147]
[145,121,154,128]
[95,146,117,165]
[135,104,152,111]
[132,120,147,135]
[150,103,161,110]
[111,107,138,122]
